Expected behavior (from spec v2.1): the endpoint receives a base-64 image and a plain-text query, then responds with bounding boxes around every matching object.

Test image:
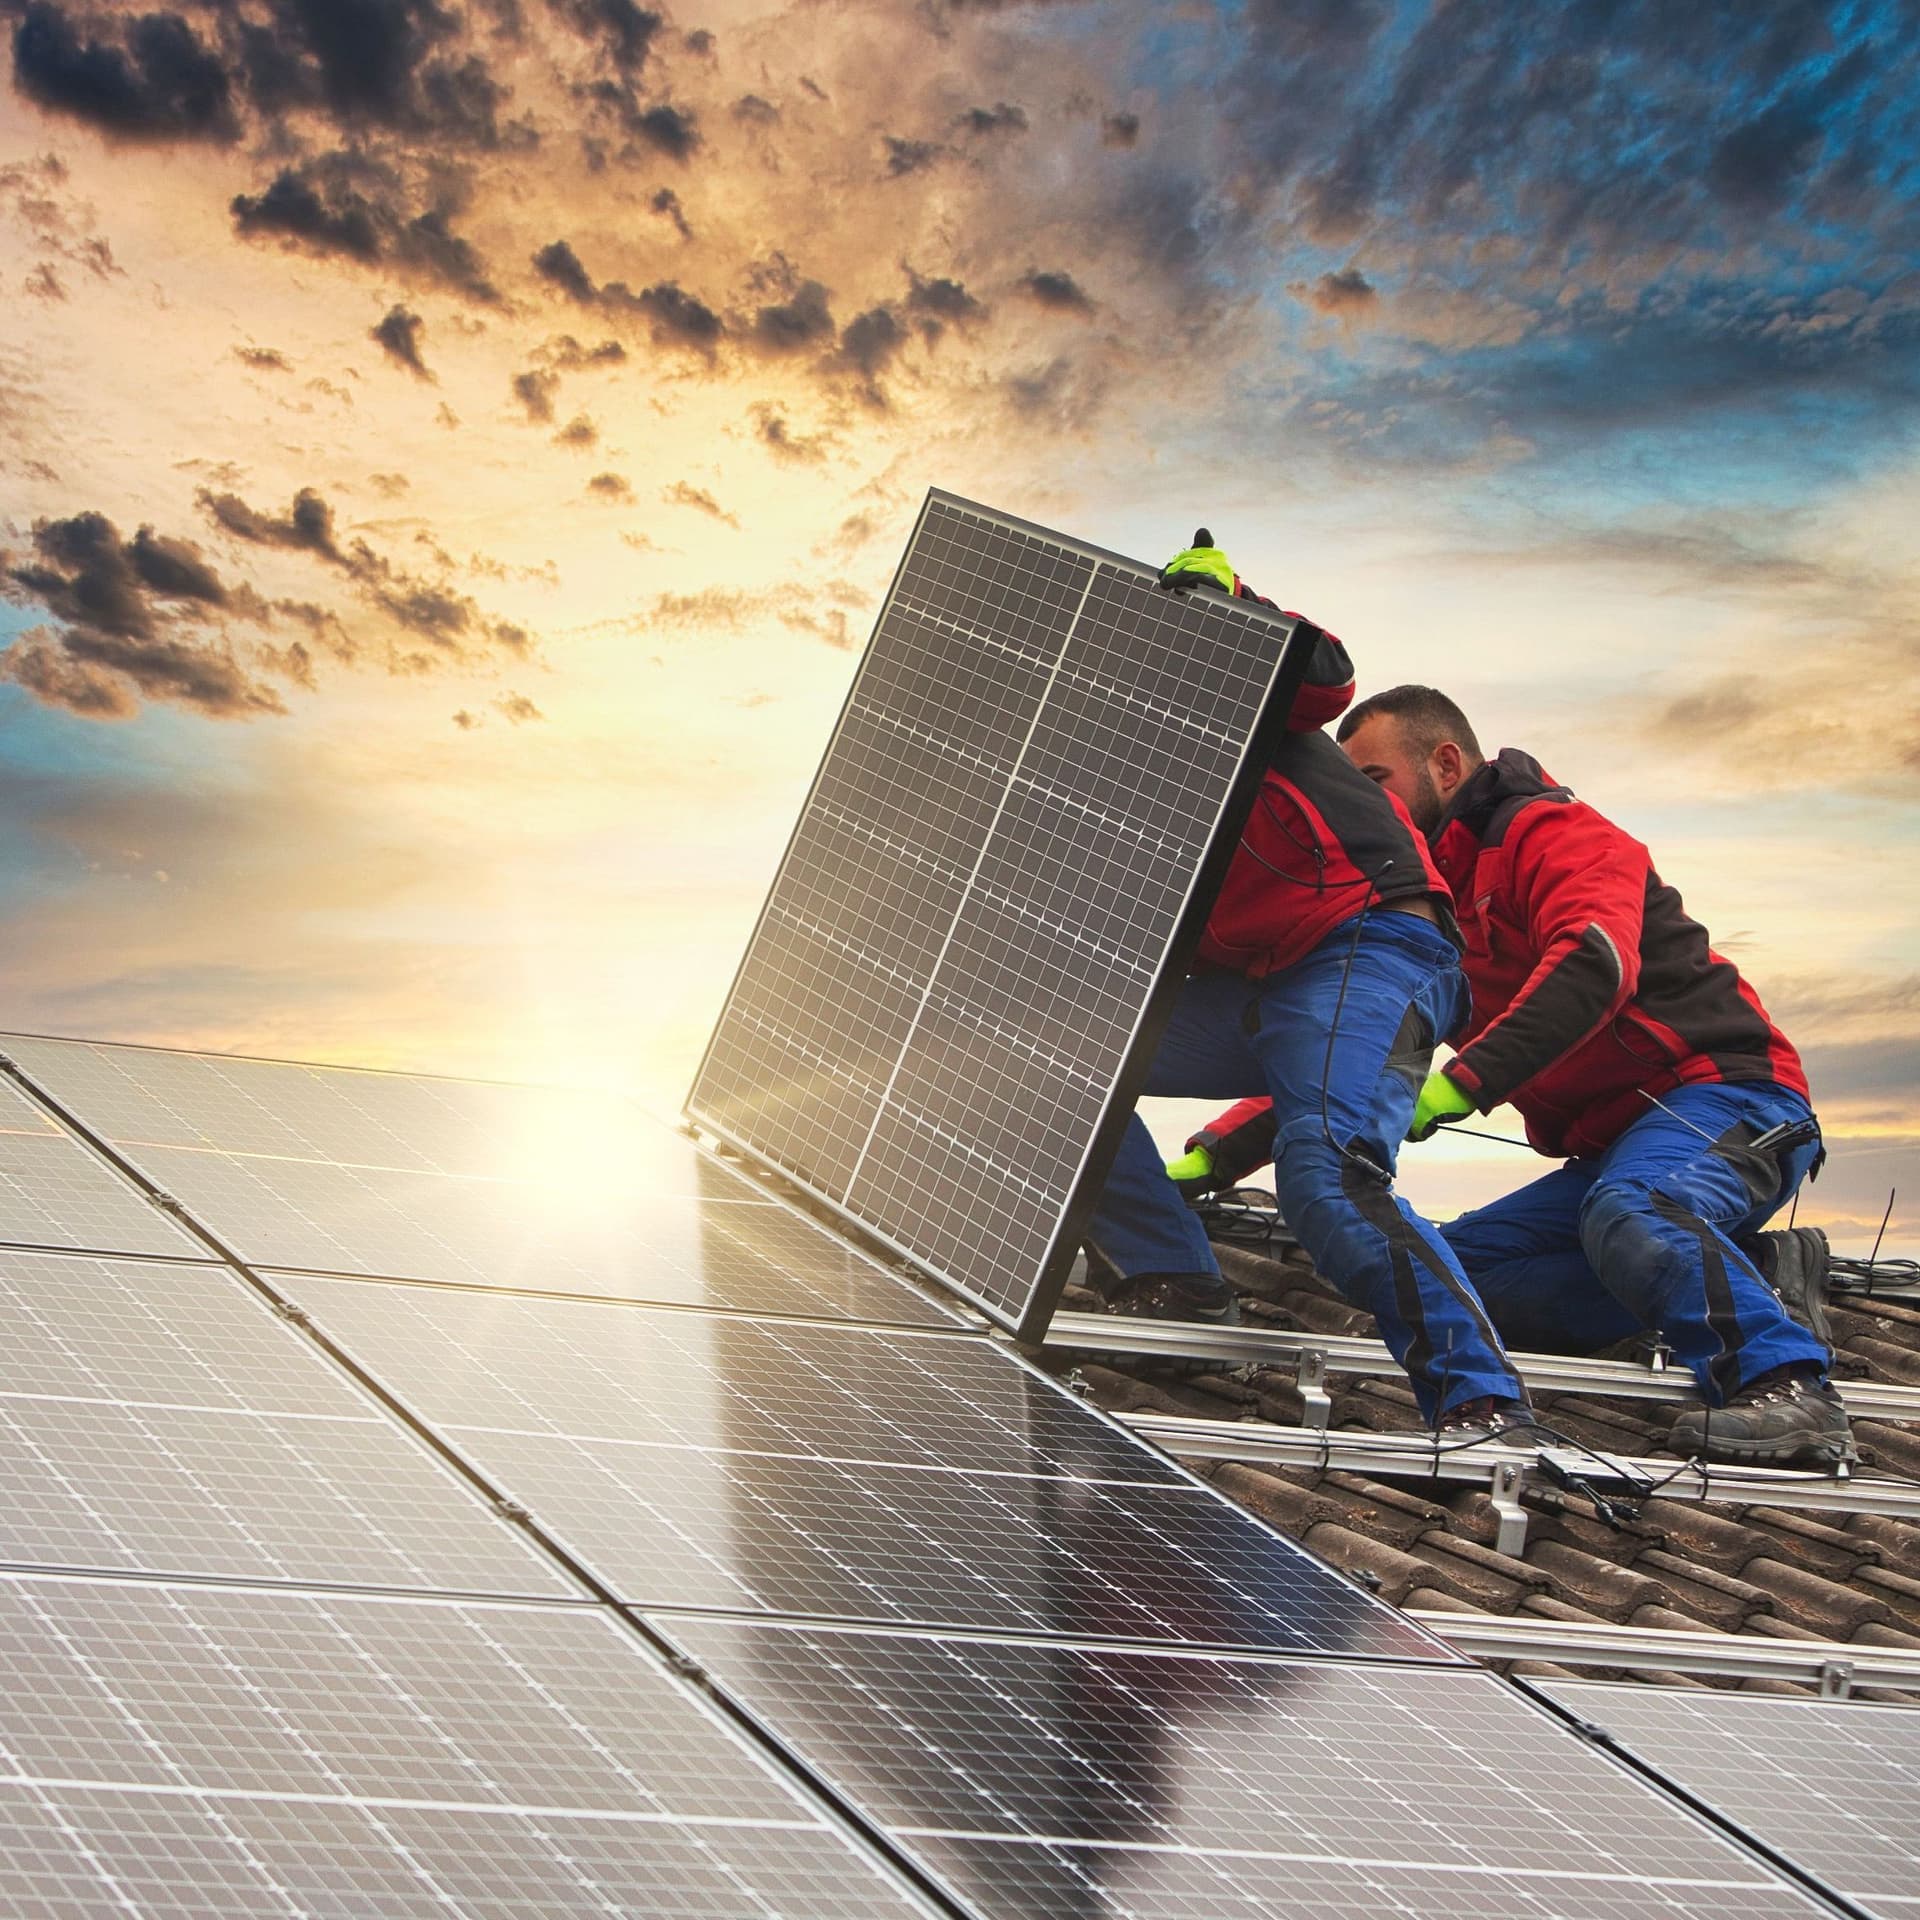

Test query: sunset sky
[1,0,1915,1247]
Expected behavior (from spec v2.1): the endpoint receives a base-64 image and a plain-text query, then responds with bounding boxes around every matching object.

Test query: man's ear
[1432,740,1466,793]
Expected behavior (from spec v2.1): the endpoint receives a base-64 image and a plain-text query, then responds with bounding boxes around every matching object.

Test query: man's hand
[1409,1069,1475,1143]
[1159,526,1235,593]
[1165,1143,1215,1197]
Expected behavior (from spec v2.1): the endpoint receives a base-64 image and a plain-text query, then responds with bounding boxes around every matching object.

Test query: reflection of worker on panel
[1083,533,1531,1438]
[1178,685,1845,1470]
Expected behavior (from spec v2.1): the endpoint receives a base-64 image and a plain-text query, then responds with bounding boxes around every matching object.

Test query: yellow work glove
[1165,1144,1215,1193]
[1408,1069,1475,1143]
[1159,526,1235,592]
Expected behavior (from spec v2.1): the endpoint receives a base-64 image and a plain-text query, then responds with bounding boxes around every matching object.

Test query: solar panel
[282,1275,1442,1658]
[0,1247,574,1596]
[0,1572,939,1916]
[1,1035,952,1323]
[0,1068,199,1257]
[656,1617,1832,1920]
[688,491,1316,1337]
[1534,1679,1920,1915]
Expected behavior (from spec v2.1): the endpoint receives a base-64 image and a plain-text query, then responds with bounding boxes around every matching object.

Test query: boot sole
[1674,1428,1857,1470]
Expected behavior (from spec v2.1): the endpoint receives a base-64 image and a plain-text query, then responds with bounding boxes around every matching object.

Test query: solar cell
[689,492,1313,1336]
[1535,1679,1920,1915]
[0,1572,938,1916]
[657,1617,1832,1920]
[284,1276,1442,1658]
[2,1035,951,1323]
[0,1248,573,1595]
[0,1069,199,1257]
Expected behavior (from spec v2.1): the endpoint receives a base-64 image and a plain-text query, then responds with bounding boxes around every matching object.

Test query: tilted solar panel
[1534,1679,1920,1916]
[688,491,1316,1336]
[656,1617,1834,1920]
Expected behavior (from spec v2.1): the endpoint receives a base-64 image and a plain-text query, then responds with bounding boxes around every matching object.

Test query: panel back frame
[688,489,1316,1341]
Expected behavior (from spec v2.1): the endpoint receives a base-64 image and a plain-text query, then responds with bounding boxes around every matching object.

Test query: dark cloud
[548,0,662,72]
[681,26,712,57]
[753,278,833,352]
[883,135,942,178]
[1020,268,1092,313]
[532,237,596,301]
[452,705,480,728]
[231,155,498,301]
[541,332,625,369]
[553,413,597,446]
[750,403,826,463]
[905,273,984,337]
[1299,264,1376,315]
[1101,110,1139,148]
[8,3,238,144]
[632,100,698,160]
[1,508,284,717]
[370,302,430,376]
[626,279,723,352]
[650,184,690,239]
[587,470,630,498]
[233,345,292,370]
[661,480,738,526]
[732,92,777,124]
[199,485,342,560]
[955,101,1027,138]
[837,305,906,396]
[511,368,559,421]
[24,260,64,298]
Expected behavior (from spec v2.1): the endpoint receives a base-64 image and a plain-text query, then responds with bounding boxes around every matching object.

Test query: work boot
[1105,1271,1242,1326]
[1669,1363,1853,1469]
[1435,1396,1537,1442]
[1737,1226,1833,1346]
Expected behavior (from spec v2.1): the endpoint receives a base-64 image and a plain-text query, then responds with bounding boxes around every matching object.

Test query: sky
[1,0,1916,1250]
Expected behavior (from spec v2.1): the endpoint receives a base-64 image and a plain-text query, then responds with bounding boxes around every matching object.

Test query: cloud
[650,184,690,239]
[1101,110,1138,148]
[199,485,342,560]
[883,135,943,178]
[750,404,827,464]
[1,508,284,717]
[370,302,431,376]
[512,367,558,421]
[752,277,833,353]
[586,470,630,498]
[631,100,697,160]
[532,237,595,301]
[836,305,907,392]
[231,154,498,301]
[494,690,543,721]
[553,413,596,446]
[1019,268,1092,313]
[532,240,722,353]
[547,0,663,73]
[955,101,1026,138]
[234,345,291,370]
[732,92,777,124]
[1298,264,1377,316]
[661,480,737,526]
[540,332,625,370]
[8,3,239,144]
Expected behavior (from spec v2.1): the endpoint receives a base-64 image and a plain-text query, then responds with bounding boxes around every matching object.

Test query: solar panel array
[1536,1679,1920,1916]
[689,490,1316,1337]
[0,1030,1871,1919]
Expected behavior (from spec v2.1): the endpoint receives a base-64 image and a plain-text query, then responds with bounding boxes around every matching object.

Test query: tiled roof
[1057,1237,1920,1705]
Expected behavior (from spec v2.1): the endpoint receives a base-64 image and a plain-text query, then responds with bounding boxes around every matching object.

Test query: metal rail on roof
[1117,1410,1920,1547]
[1410,1613,1920,1698]
[1047,1310,1920,1424]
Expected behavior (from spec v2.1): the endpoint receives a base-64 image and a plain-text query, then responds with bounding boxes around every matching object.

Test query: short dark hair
[1336,684,1483,762]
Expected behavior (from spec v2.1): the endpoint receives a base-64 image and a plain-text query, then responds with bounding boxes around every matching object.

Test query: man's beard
[1408,764,1446,836]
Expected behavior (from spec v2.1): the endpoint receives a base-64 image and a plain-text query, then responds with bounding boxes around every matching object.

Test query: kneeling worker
[1334,685,1844,1467]
[1085,539,1529,1436]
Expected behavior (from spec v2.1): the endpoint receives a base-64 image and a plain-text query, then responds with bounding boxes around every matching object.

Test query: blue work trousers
[1086,912,1524,1418]
[1441,1082,1827,1403]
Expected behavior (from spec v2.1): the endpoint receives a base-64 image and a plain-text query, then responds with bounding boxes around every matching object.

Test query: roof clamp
[1489,1458,1529,1557]
[1817,1658,1855,1700]
[1647,1339,1673,1375]
[148,1189,184,1214]
[492,1497,530,1523]
[1294,1347,1332,1430]
[271,1301,311,1328]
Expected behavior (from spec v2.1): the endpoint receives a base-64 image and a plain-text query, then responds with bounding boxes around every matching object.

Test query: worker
[1320,684,1845,1467]
[1084,537,1531,1436]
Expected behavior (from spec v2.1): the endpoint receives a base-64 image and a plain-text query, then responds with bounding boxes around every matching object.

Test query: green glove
[1166,1143,1214,1182]
[1160,525,1234,592]
[1409,1068,1475,1143]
